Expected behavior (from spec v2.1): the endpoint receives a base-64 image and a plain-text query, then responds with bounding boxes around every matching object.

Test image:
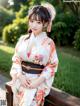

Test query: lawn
[0,44,14,77]
[0,44,80,97]
[54,47,80,97]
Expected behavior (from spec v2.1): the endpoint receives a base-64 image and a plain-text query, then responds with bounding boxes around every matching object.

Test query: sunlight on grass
[0,45,14,54]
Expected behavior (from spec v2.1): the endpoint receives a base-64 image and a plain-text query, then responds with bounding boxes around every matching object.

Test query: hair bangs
[29,13,43,22]
[28,6,50,23]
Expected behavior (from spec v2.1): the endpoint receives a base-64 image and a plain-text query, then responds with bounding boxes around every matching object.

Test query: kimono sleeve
[10,36,24,78]
[41,41,59,80]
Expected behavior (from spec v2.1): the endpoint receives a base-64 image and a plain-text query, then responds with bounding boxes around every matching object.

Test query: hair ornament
[41,2,56,32]
[41,2,56,21]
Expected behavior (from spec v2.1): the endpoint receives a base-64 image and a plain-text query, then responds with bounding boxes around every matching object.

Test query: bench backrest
[5,84,80,106]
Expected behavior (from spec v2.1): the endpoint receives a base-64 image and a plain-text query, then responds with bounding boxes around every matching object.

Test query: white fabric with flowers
[9,32,58,106]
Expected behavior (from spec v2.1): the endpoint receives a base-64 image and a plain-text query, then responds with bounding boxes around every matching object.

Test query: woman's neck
[33,31,43,37]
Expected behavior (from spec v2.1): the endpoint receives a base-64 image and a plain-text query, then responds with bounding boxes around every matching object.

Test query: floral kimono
[9,32,58,106]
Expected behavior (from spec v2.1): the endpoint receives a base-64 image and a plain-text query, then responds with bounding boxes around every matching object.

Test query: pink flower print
[36,89,44,105]
[51,70,55,77]
[34,54,43,64]
[27,52,31,58]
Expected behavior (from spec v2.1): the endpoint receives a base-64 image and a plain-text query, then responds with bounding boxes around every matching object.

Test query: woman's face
[29,16,43,36]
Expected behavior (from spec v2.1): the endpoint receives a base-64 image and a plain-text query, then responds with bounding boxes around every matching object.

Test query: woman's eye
[37,21,41,24]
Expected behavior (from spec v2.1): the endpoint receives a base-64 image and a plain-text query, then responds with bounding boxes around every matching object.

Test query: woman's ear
[43,22,48,28]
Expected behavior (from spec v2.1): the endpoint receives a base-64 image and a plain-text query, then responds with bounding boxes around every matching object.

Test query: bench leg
[5,84,13,106]
[6,92,13,106]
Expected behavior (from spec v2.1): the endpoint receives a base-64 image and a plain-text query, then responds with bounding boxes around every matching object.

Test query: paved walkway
[0,74,10,106]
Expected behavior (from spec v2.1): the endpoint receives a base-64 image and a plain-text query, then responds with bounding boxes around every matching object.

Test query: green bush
[0,6,15,37]
[15,4,28,18]
[52,11,79,46]
[63,12,79,45]
[74,29,80,50]
[51,21,67,46]
[2,17,28,44]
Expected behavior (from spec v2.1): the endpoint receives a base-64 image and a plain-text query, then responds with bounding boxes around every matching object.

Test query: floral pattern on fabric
[9,32,58,106]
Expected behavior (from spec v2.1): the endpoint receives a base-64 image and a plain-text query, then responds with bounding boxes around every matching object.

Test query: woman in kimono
[9,3,58,106]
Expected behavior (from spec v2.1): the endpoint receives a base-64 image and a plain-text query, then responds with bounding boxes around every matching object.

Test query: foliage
[1,0,80,48]
[49,1,80,46]
[0,6,15,37]
[2,17,28,44]
[51,10,79,46]
[74,29,80,50]
[66,2,80,20]
[15,4,28,18]
[62,12,79,45]
[51,21,67,46]
[10,0,32,12]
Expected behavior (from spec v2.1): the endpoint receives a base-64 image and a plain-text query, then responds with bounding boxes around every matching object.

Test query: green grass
[54,47,80,97]
[0,44,80,97]
[0,44,14,74]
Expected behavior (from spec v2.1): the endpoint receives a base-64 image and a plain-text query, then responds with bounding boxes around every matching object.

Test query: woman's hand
[19,74,31,88]
[27,76,45,89]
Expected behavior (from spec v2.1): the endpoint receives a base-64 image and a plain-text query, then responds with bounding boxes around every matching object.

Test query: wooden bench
[5,84,80,106]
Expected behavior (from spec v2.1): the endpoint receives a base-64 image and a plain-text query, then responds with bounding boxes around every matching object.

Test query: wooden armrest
[5,84,13,93]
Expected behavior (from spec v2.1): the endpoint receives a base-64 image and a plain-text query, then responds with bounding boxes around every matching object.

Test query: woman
[9,3,58,106]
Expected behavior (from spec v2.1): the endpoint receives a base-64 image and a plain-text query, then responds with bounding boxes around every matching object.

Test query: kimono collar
[31,32,47,41]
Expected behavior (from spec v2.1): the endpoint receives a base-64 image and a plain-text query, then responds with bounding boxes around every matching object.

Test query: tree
[9,0,32,11]
[65,2,80,20]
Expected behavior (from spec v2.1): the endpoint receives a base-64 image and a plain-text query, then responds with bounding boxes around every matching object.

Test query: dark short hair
[28,5,51,24]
